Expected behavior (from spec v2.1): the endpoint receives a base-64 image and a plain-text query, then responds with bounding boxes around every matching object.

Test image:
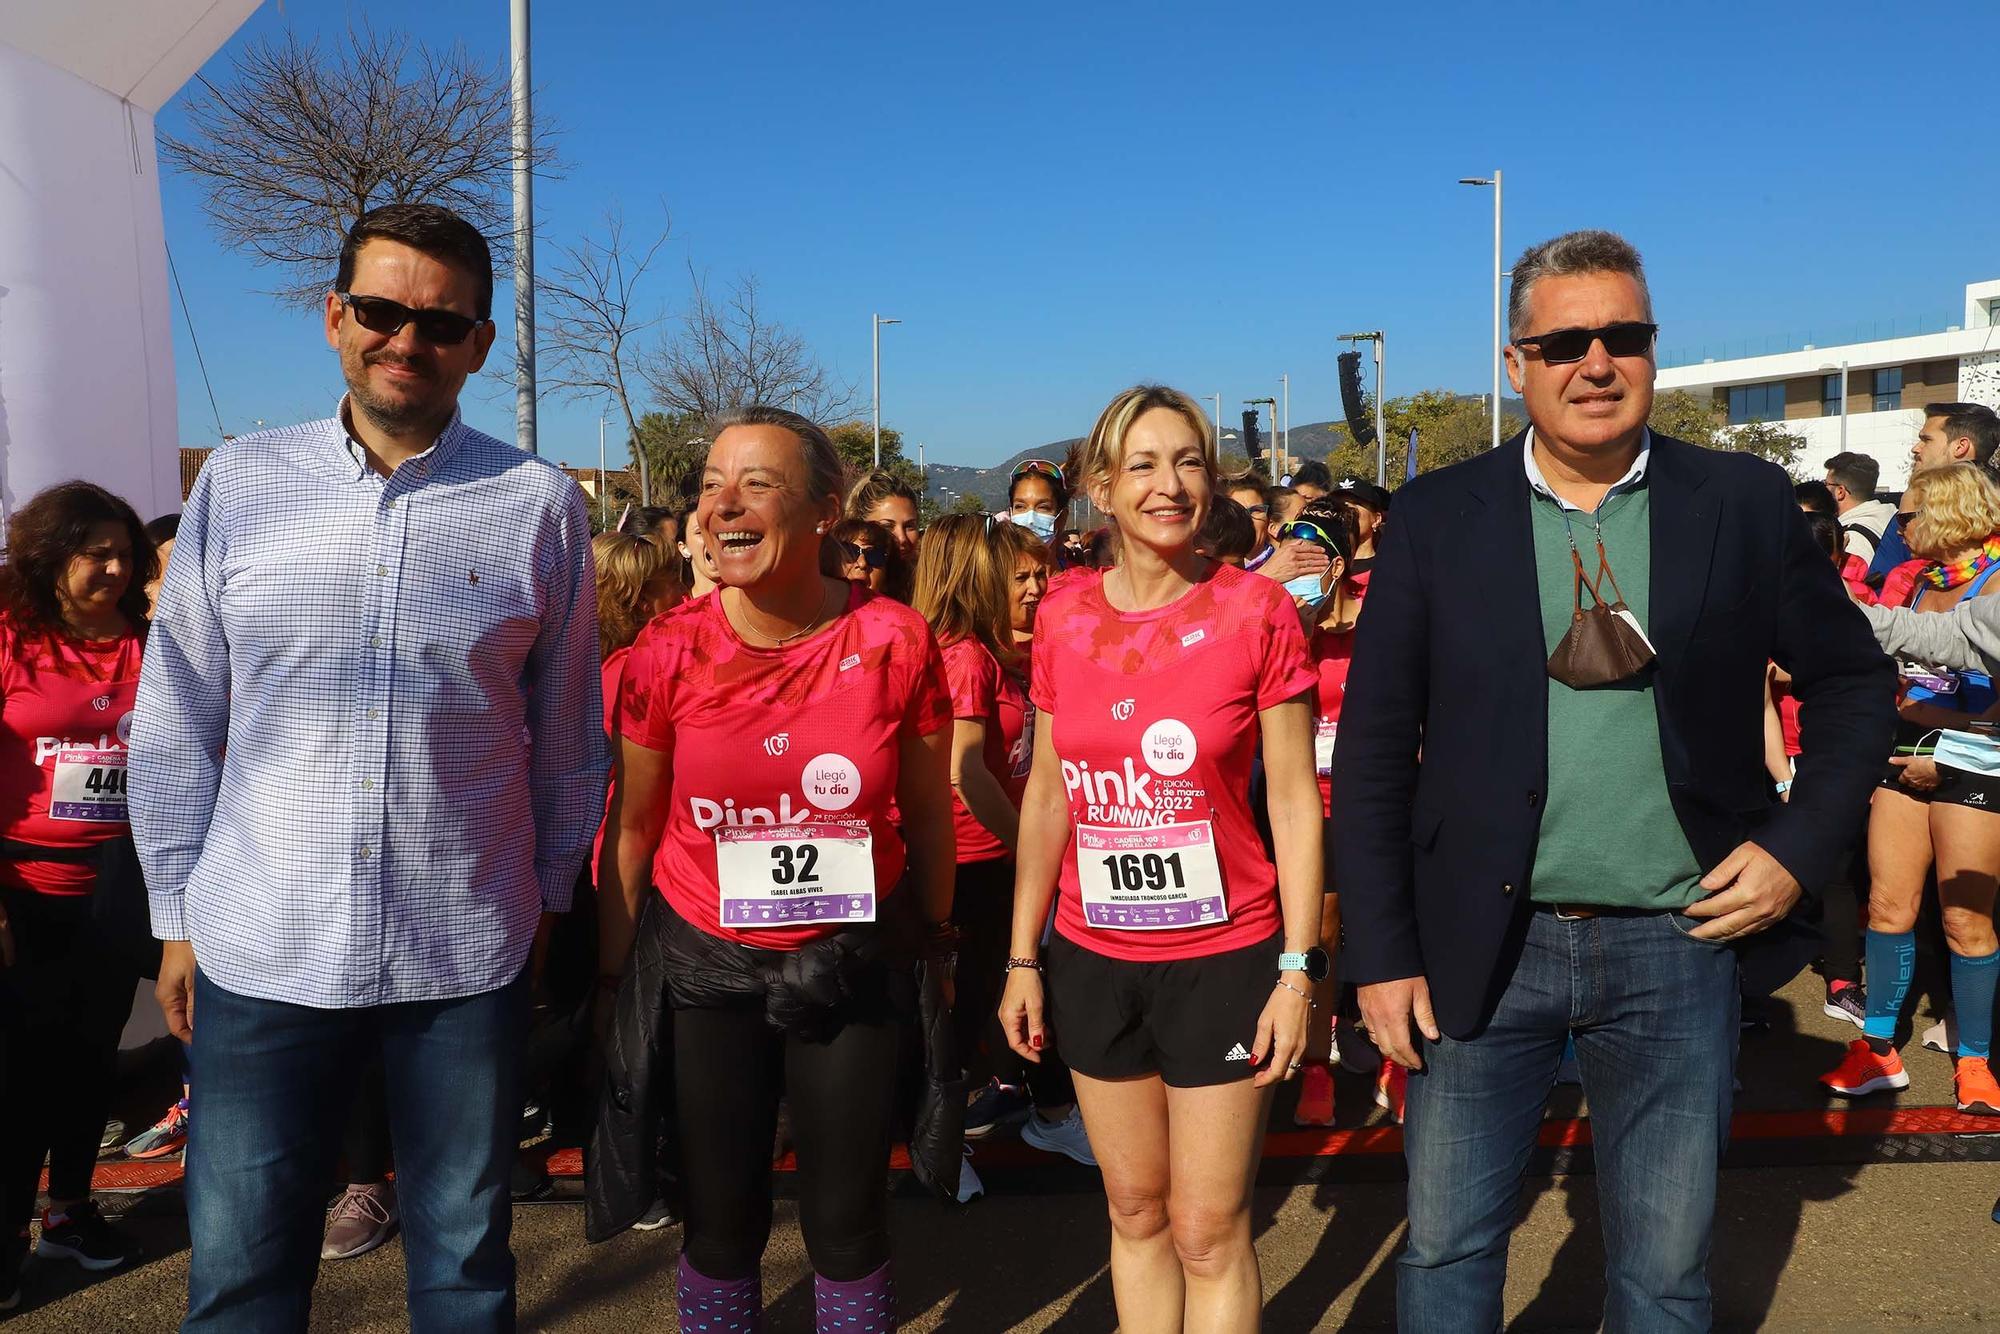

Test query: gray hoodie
[1863,597,2000,675]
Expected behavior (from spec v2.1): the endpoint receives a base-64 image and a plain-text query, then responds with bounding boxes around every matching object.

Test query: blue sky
[160,0,2000,469]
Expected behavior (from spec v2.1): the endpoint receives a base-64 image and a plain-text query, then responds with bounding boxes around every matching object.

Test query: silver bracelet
[1274,978,1315,1006]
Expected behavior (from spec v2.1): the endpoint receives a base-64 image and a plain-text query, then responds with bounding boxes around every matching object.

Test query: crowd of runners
[1,204,1997,1333]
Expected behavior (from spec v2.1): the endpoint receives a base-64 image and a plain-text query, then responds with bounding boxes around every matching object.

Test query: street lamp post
[1280,374,1289,462]
[597,412,607,525]
[510,0,536,455]
[1458,171,1504,450]
[872,313,901,468]
[1207,393,1222,454]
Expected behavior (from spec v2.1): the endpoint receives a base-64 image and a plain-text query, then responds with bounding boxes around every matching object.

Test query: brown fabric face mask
[1546,539,1656,688]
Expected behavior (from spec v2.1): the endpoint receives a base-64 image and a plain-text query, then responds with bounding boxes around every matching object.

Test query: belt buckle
[1553,903,1592,922]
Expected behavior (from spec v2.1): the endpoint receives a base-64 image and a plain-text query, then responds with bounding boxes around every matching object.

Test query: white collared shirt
[1523,429,1652,513]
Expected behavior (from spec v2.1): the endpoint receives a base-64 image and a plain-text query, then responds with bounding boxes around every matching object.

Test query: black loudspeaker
[1338,350,1375,450]
[1240,409,1261,461]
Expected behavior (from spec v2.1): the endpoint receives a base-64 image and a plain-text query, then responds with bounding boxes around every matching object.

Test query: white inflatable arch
[0,1,259,531]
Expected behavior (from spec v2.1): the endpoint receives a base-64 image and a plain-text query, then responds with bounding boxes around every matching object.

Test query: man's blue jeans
[182,967,528,1333]
[1398,907,1740,1333]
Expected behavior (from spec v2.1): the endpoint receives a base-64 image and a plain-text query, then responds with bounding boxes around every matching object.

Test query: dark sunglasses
[1274,519,1339,550]
[337,292,485,346]
[1011,458,1066,487]
[1513,321,1657,365]
[1242,503,1270,517]
[838,541,889,570]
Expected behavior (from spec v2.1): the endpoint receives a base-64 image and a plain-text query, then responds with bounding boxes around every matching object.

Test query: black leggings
[951,857,1074,1108]
[0,888,137,1225]
[673,1000,900,1282]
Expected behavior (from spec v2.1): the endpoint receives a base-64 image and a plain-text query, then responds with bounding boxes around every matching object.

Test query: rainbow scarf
[1921,534,2000,591]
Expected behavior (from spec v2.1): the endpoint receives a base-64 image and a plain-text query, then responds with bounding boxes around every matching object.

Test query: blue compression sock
[1862,929,1916,1042]
[1949,949,1999,1060]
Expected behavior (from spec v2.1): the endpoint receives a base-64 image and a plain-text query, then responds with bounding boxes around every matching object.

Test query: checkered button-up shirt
[131,404,608,1008]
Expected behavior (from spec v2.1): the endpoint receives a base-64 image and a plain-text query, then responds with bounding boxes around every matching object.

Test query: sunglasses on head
[1011,459,1066,487]
[1513,321,1657,365]
[1274,519,1339,550]
[337,292,485,346]
[838,541,888,570]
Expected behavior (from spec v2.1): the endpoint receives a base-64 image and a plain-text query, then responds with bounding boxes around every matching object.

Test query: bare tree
[161,25,558,303]
[538,208,671,471]
[644,267,856,422]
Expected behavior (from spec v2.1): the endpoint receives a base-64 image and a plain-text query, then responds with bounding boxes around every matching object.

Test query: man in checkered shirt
[131,203,606,1333]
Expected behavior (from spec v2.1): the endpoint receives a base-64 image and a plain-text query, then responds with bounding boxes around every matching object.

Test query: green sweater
[1527,485,1704,910]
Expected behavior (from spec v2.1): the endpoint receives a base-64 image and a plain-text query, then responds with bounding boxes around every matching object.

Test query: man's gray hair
[1507,230,1652,339]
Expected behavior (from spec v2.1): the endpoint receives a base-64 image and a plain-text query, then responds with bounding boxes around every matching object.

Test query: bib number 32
[716,823,875,928]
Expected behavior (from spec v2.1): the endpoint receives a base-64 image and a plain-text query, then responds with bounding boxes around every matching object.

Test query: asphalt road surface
[9,970,1998,1332]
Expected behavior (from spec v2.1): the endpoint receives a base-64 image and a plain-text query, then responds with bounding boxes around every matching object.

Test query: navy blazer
[1331,431,1895,1038]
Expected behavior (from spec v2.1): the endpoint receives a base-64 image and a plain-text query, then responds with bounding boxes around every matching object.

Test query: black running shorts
[1045,929,1282,1088]
[1878,757,2000,811]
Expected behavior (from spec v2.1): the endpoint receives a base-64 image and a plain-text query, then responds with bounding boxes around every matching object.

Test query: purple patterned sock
[814,1261,894,1332]
[677,1254,761,1333]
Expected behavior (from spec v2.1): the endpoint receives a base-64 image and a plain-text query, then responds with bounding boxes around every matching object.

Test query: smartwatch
[1279,946,1330,983]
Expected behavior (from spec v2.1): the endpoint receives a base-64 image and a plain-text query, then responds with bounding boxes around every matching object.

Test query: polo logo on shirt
[1111,698,1136,722]
[763,733,791,757]
[1181,629,1206,648]
[840,653,862,671]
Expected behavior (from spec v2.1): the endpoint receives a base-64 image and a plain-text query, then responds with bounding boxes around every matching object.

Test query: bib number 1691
[1098,851,1186,894]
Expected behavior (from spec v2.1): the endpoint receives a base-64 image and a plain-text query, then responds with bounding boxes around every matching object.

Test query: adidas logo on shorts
[1224,1042,1253,1062]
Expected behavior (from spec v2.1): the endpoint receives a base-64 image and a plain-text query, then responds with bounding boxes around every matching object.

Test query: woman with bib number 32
[600,405,955,1334]
[998,385,1325,1332]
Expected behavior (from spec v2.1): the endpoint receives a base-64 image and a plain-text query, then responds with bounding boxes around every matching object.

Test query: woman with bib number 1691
[998,385,1325,1333]
[597,405,956,1334]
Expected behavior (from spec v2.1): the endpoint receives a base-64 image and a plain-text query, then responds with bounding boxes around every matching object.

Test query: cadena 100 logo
[1111,698,1136,722]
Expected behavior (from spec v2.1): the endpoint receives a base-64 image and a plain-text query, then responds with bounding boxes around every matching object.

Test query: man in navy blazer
[1332,230,1893,1331]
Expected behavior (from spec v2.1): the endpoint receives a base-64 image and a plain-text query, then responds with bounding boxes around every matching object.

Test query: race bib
[1074,821,1227,930]
[49,749,128,823]
[715,823,875,928]
[1314,719,1338,777]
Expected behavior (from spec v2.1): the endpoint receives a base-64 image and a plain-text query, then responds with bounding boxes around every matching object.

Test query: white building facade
[1656,279,2000,488]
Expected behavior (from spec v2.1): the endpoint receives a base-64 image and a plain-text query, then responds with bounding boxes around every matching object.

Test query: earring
[815,524,826,535]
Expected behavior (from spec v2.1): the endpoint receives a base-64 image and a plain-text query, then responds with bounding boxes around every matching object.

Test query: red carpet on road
[63,1105,2000,1193]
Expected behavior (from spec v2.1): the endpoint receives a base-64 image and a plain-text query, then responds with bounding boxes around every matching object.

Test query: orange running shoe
[1374,1061,1408,1124]
[1819,1038,1910,1097]
[1954,1057,2000,1115]
[1293,1061,1336,1127]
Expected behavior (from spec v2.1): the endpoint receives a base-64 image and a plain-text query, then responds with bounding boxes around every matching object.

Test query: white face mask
[1012,509,1057,541]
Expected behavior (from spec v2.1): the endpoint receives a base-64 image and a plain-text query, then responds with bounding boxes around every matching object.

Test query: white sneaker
[1020,1106,1098,1168]
[1922,1015,1957,1055]
[954,1148,984,1204]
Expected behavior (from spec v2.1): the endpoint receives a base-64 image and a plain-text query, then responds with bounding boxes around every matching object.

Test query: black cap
[1336,477,1392,511]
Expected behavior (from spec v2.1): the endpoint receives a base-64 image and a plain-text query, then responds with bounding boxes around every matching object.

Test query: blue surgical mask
[1283,572,1329,605]
[1012,510,1057,541]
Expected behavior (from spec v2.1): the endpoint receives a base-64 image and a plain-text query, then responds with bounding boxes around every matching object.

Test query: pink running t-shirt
[620,586,951,949]
[1309,627,1356,819]
[1030,562,1315,961]
[939,637,1025,865]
